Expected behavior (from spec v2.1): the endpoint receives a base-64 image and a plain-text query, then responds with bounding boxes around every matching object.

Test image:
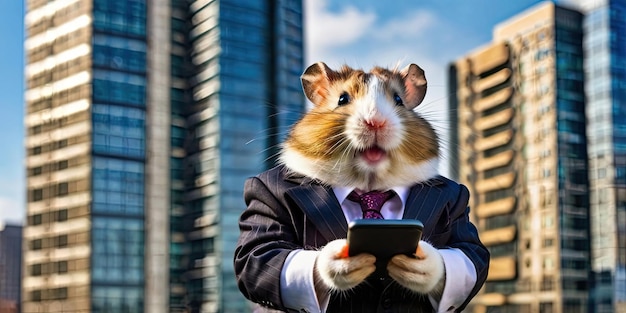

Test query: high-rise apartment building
[576,0,626,312]
[0,223,22,313]
[450,2,590,312]
[23,0,304,312]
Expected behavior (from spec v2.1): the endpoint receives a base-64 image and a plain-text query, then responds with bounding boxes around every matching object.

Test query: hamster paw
[387,240,445,294]
[315,239,376,291]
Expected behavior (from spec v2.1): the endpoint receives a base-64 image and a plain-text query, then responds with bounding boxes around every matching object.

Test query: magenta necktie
[347,190,395,219]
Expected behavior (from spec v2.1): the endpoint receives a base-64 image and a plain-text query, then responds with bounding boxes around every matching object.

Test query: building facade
[0,223,22,313]
[577,0,626,312]
[450,3,590,312]
[23,0,303,312]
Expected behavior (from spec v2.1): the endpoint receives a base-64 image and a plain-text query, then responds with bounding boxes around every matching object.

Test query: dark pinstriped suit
[234,165,489,313]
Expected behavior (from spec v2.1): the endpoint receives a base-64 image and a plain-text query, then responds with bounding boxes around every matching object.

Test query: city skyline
[1,0,558,224]
[3,1,624,312]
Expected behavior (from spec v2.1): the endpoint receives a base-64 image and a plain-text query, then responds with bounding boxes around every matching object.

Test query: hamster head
[280,62,439,191]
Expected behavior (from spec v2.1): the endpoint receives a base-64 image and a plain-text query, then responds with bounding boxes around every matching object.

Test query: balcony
[475,293,507,306]
[475,86,513,112]
[487,256,517,281]
[470,42,510,76]
[480,225,516,246]
[476,197,516,218]
[474,130,514,151]
[475,150,515,171]
[475,172,516,193]
[474,107,514,131]
[474,68,512,93]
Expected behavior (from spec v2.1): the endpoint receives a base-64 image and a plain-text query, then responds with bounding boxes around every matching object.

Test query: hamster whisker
[325,138,352,171]
[332,141,354,172]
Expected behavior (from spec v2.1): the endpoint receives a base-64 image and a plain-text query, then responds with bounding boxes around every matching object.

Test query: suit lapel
[403,178,447,235]
[285,176,348,242]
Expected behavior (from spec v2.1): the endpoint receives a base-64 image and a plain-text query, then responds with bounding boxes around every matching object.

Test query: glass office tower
[579,0,626,312]
[0,224,22,313]
[23,0,304,312]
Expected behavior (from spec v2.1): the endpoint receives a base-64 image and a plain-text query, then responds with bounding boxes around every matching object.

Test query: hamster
[279,62,440,191]
[234,62,490,311]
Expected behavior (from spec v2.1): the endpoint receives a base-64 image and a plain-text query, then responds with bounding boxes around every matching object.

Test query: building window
[31,290,42,302]
[562,259,586,270]
[92,104,146,158]
[484,188,515,202]
[543,238,554,248]
[31,239,42,250]
[563,299,584,313]
[543,257,554,270]
[47,287,68,300]
[540,302,554,313]
[32,166,42,176]
[57,209,68,222]
[58,182,69,196]
[92,157,144,215]
[31,188,43,202]
[31,264,42,276]
[91,217,144,284]
[58,160,68,170]
[484,213,515,230]
[92,72,146,107]
[58,261,68,273]
[540,276,554,291]
[563,278,588,291]
[92,286,143,313]
[542,214,554,228]
[30,213,43,226]
[32,146,42,155]
[57,235,68,247]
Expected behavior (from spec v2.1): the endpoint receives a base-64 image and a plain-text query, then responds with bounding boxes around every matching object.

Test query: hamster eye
[393,93,404,106]
[338,92,351,106]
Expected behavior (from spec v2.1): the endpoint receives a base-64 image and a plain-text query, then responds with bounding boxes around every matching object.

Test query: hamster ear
[401,64,427,110]
[301,62,338,105]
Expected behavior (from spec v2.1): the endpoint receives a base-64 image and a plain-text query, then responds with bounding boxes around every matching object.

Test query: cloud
[305,2,441,67]
[371,10,437,41]
[304,0,377,62]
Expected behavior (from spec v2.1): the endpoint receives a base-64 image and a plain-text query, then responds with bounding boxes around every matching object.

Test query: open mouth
[360,146,387,164]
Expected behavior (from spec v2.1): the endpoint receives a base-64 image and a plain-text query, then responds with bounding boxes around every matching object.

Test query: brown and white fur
[280,62,439,191]
[280,62,446,297]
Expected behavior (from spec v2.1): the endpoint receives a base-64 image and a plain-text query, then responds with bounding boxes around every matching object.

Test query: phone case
[347,219,423,259]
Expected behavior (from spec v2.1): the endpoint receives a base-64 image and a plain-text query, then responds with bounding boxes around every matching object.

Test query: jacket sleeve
[234,175,302,311]
[446,184,490,311]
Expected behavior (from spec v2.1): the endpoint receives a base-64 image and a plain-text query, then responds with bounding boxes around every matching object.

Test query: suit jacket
[234,165,490,313]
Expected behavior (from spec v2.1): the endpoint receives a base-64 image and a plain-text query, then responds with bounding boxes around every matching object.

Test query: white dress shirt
[279,187,477,313]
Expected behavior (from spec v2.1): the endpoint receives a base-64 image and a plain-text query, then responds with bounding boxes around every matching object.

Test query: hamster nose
[364,118,386,130]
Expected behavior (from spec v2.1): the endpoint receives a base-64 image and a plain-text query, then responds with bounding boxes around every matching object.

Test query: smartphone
[347,219,424,259]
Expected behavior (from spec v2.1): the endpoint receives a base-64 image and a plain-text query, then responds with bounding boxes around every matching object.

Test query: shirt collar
[333,186,410,208]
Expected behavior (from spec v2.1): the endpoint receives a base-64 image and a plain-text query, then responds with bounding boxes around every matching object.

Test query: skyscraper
[576,1,626,312]
[23,0,304,312]
[0,223,22,313]
[450,2,590,312]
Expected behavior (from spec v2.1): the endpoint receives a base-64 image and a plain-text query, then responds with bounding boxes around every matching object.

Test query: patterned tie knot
[347,190,395,219]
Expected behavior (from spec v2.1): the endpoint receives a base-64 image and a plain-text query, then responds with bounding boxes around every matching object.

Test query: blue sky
[0,0,570,224]
[0,0,25,225]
